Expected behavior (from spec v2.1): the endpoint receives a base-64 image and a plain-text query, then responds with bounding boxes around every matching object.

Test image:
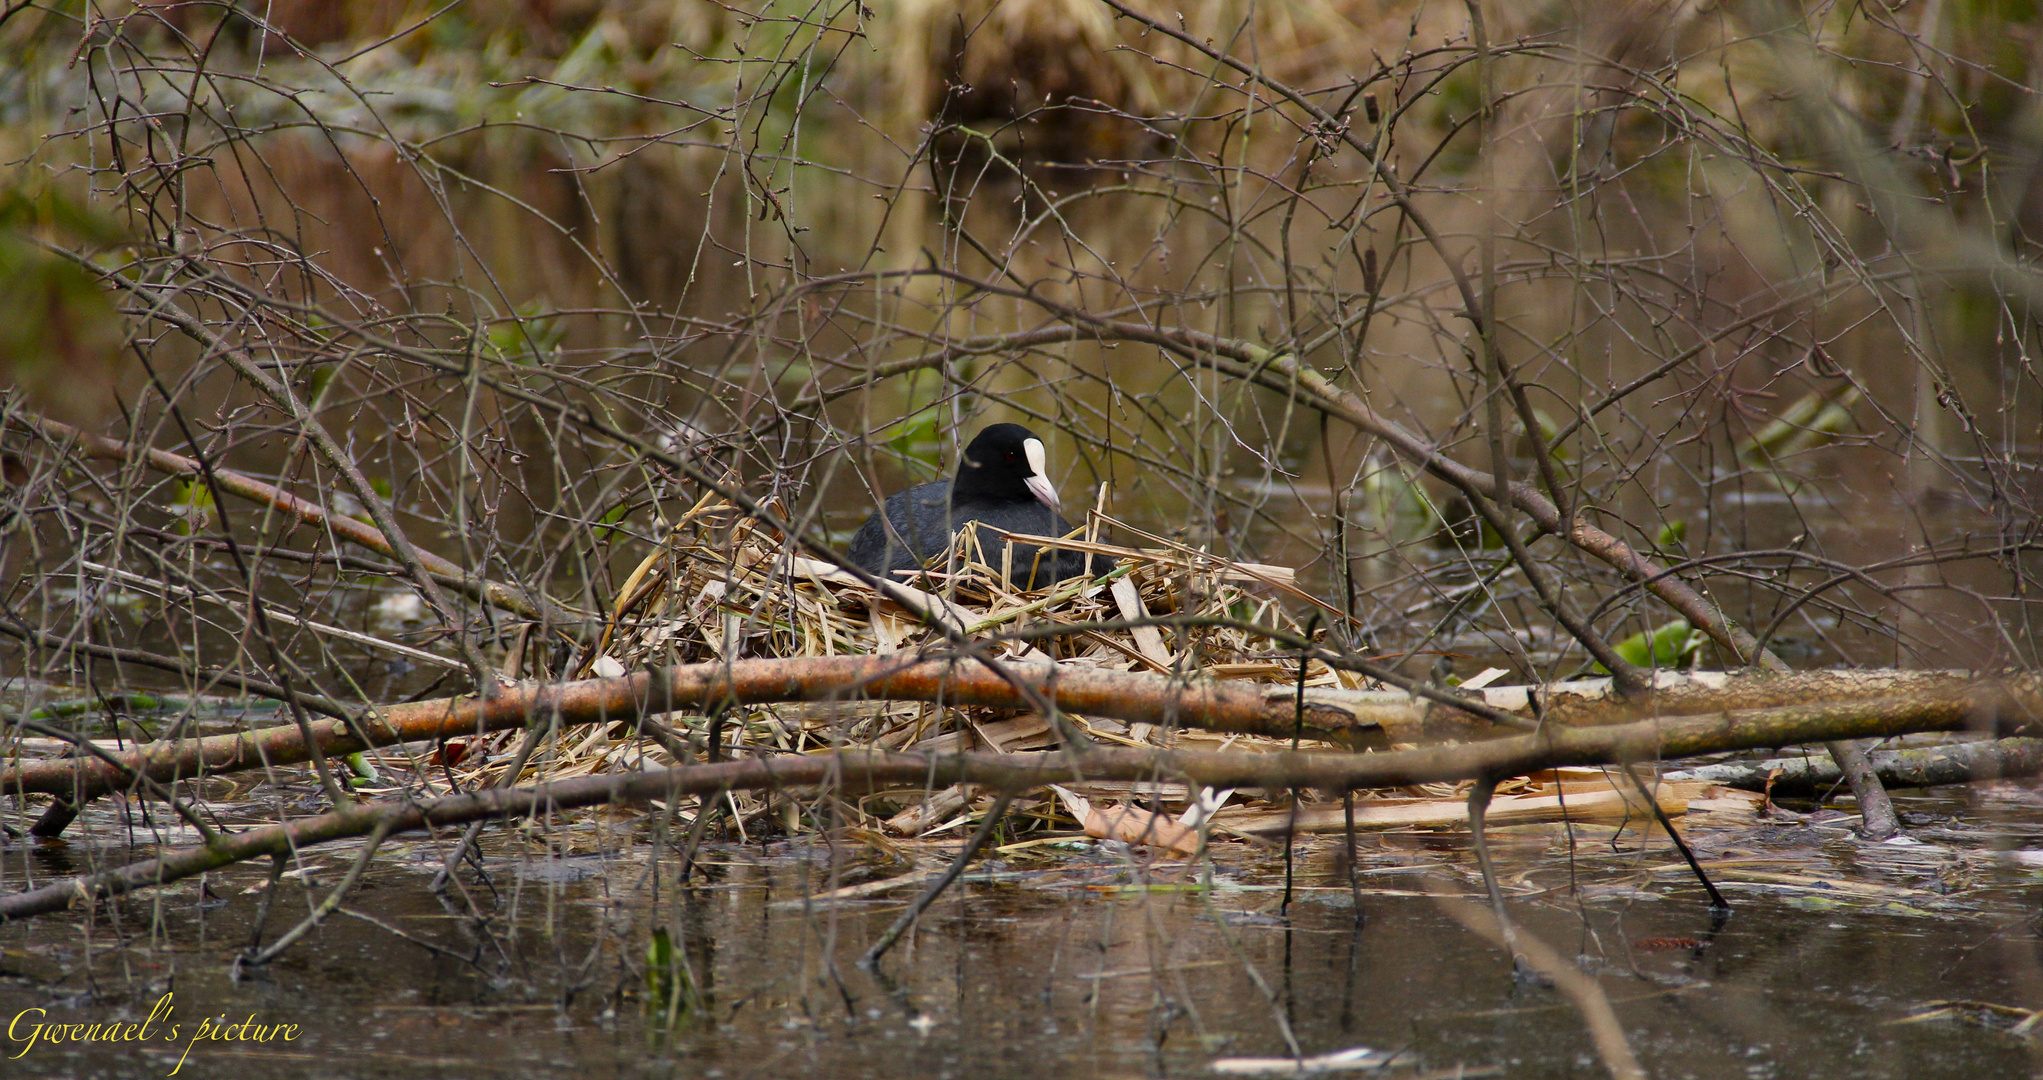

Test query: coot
[846,424,1108,589]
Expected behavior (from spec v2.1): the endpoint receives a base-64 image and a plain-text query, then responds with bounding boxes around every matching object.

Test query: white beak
[1022,438,1059,512]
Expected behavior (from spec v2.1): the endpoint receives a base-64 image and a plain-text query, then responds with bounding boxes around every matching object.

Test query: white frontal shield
[1021,438,1059,512]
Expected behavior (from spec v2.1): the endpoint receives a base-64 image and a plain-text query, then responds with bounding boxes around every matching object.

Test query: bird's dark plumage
[847,424,1109,589]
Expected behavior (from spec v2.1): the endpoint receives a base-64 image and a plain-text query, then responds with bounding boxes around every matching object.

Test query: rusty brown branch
[0,655,1394,800]
[4,676,2036,921]
[9,657,2039,808]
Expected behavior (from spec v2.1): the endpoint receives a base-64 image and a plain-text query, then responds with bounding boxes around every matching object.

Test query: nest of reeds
[592,492,1340,681]
[436,492,1355,822]
[436,495,1711,843]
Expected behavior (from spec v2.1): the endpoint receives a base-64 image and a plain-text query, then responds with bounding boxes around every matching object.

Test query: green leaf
[646,926,673,972]
[1513,406,1571,463]
[345,751,380,787]
[888,407,945,475]
[1598,618,1702,673]
[595,500,631,542]
[306,364,335,400]
[1357,463,1444,547]
[171,480,216,534]
[485,300,568,366]
[1736,384,1862,467]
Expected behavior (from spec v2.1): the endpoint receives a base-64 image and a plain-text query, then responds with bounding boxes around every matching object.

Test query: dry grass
[437,489,1409,838]
[425,495,1723,845]
[598,492,1330,672]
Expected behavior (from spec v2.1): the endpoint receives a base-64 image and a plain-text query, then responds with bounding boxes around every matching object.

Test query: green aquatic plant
[642,926,699,1028]
[170,479,216,534]
[1355,461,1447,551]
[1735,383,1863,492]
[1596,618,1705,674]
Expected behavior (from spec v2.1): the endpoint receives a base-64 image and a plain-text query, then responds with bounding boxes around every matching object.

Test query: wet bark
[4,677,2039,921]
[1821,739,1902,838]
[1664,737,2043,795]
[0,655,1398,802]
[6,661,2038,809]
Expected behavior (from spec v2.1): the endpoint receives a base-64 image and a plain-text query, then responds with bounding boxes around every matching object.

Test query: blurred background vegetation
[2,0,2041,689]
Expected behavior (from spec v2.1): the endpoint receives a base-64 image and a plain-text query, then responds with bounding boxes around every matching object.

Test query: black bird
[847,423,1107,589]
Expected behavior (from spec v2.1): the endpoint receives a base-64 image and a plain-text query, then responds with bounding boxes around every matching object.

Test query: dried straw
[441,491,1388,836]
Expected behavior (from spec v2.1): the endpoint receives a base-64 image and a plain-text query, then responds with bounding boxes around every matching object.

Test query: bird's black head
[954,423,1059,511]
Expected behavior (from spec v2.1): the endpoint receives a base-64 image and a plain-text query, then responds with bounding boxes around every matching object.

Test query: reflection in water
[3,786,2042,1079]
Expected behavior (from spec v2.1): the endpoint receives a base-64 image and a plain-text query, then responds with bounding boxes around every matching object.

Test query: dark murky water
[4,785,2042,1080]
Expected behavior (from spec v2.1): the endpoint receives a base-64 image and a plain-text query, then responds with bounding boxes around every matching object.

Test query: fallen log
[1348,668,1975,741]
[7,662,2039,808]
[0,655,1400,801]
[1663,737,2043,796]
[1483,669,1972,725]
[1211,779,1701,835]
[4,679,2039,921]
